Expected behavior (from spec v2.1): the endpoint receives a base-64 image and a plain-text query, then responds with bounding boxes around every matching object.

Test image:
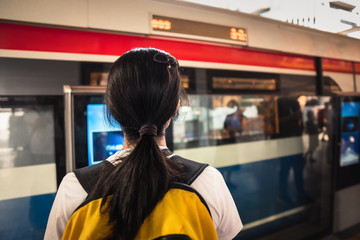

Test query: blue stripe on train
[217,153,308,225]
[0,193,55,240]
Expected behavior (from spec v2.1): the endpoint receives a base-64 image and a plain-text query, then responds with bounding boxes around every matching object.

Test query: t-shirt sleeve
[190,166,243,240]
[44,172,88,240]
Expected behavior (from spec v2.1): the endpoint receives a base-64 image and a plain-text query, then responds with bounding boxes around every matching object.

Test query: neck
[122,135,167,150]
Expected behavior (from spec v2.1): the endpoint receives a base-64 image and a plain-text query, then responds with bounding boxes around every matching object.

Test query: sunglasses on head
[153,52,176,68]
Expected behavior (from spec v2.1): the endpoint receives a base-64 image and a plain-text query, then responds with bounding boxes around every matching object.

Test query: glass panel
[173,94,332,239]
[0,105,55,168]
[173,95,278,150]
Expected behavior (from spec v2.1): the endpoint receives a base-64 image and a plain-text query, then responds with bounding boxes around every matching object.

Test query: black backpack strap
[74,150,207,194]
[73,160,113,194]
[171,155,208,185]
[162,149,208,185]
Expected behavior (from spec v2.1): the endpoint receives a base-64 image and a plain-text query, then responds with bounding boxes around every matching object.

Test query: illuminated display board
[151,15,248,45]
[212,77,276,91]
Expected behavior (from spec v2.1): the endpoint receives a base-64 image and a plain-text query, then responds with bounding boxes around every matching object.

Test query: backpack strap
[73,160,113,194]
[161,148,208,185]
[74,149,208,195]
[171,155,208,185]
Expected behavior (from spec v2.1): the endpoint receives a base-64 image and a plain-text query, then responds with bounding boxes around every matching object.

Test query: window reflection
[173,95,281,149]
[173,95,331,148]
[0,105,55,169]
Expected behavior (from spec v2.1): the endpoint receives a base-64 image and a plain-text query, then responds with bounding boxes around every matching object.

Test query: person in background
[276,97,305,204]
[44,48,242,240]
[305,110,319,163]
[224,100,246,141]
[317,102,328,141]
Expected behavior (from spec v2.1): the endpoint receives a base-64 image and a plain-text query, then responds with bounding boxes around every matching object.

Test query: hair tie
[139,124,158,138]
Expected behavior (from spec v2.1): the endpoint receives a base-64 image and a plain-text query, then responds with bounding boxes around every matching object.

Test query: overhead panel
[150,14,248,46]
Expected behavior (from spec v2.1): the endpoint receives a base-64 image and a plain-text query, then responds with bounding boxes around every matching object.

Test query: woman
[45,48,242,239]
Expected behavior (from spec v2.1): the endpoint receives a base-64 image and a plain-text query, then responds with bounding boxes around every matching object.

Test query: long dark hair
[95,48,188,239]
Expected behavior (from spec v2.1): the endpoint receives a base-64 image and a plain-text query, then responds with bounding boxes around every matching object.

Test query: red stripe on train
[0,22,357,73]
[0,22,314,71]
[355,63,360,74]
[323,58,358,74]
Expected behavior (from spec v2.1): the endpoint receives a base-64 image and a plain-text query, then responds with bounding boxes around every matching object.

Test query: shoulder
[51,171,88,217]
[190,166,243,240]
[58,172,88,198]
[194,165,223,182]
[190,166,229,200]
[44,172,88,240]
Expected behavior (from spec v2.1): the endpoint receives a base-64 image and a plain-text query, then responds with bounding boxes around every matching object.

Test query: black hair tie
[139,124,158,138]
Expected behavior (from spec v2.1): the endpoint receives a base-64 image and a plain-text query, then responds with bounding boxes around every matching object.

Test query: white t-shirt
[44,149,242,240]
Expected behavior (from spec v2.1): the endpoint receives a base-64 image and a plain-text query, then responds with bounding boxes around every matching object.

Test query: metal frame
[63,85,106,173]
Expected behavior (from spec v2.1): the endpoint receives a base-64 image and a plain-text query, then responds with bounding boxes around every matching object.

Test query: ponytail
[97,131,181,239]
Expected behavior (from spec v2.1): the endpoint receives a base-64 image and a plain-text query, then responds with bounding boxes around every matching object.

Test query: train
[1,0,360,239]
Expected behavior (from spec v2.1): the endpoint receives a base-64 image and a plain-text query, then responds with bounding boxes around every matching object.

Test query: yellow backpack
[62,153,218,240]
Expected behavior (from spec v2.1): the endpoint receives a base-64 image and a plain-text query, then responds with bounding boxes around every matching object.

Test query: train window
[0,96,64,177]
[0,99,55,167]
[174,95,312,151]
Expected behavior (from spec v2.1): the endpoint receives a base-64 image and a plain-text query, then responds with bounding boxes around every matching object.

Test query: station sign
[151,15,248,46]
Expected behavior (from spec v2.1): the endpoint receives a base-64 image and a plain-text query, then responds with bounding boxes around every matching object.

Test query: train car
[0,0,360,239]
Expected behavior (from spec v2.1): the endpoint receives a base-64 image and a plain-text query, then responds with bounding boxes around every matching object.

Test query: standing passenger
[224,100,245,141]
[305,110,319,163]
[44,48,242,240]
